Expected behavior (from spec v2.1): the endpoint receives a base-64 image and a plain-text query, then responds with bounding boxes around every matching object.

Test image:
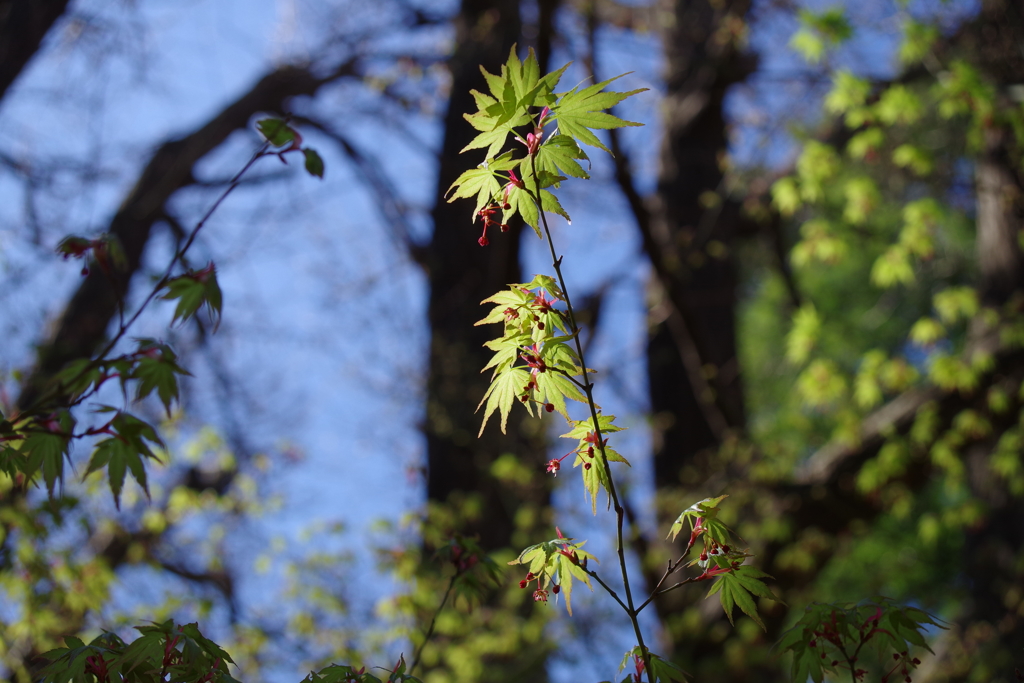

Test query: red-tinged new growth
[631,653,645,683]
[476,204,509,247]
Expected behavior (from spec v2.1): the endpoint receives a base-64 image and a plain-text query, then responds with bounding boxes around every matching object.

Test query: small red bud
[912,659,920,665]
[894,654,900,661]
[519,580,528,589]
[552,585,560,594]
[831,660,839,667]
[584,462,591,470]
[478,236,490,247]
[526,572,535,580]
[545,403,554,413]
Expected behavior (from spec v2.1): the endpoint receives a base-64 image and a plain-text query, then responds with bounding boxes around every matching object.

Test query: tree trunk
[0,0,70,101]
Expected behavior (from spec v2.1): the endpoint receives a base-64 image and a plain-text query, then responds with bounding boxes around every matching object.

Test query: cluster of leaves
[38,621,423,683]
[300,657,421,683]
[777,599,945,683]
[450,48,786,682]
[507,527,596,614]
[756,3,1024,476]
[0,117,323,512]
[38,620,240,683]
[666,495,779,630]
[458,48,644,516]
[476,274,584,432]
[447,45,643,239]
[0,339,185,504]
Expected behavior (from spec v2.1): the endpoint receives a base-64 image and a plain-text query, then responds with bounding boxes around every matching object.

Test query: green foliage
[790,8,852,64]
[257,118,299,147]
[899,21,938,65]
[560,414,629,512]
[32,120,316,507]
[778,598,944,683]
[448,46,645,233]
[39,620,240,683]
[824,72,870,115]
[256,117,325,179]
[706,565,779,630]
[162,264,224,328]
[508,530,596,615]
[85,409,163,508]
[303,149,325,178]
[666,495,729,545]
[451,49,781,677]
[548,75,645,155]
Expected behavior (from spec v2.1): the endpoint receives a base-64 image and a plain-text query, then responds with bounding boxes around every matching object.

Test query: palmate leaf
[476,287,534,327]
[535,371,585,420]
[509,533,597,615]
[481,334,530,377]
[535,134,590,180]
[463,47,568,159]
[561,414,630,514]
[131,340,191,416]
[561,412,624,441]
[778,599,945,683]
[446,152,518,218]
[667,494,729,542]
[86,410,163,508]
[20,430,73,496]
[54,358,104,400]
[705,565,779,630]
[552,75,647,154]
[477,367,532,435]
[162,263,223,328]
[504,161,571,233]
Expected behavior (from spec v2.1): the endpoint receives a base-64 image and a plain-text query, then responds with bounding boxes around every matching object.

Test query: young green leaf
[477,367,532,435]
[162,263,223,328]
[551,75,647,154]
[304,148,325,178]
[85,411,163,508]
[257,118,297,147]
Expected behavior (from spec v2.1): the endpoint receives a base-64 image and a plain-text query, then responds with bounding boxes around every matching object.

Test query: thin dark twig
[409,572,458,675]
[585,568,629,612]
[636,576,702,613]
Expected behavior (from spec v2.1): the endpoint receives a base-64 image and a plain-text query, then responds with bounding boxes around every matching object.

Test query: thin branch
[528,152,654,682]
[408,573,457,675]
[586,568,629,613]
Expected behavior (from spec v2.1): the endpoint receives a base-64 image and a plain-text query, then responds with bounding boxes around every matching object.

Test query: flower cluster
[517,570,560,603]
[476,203,510,246]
